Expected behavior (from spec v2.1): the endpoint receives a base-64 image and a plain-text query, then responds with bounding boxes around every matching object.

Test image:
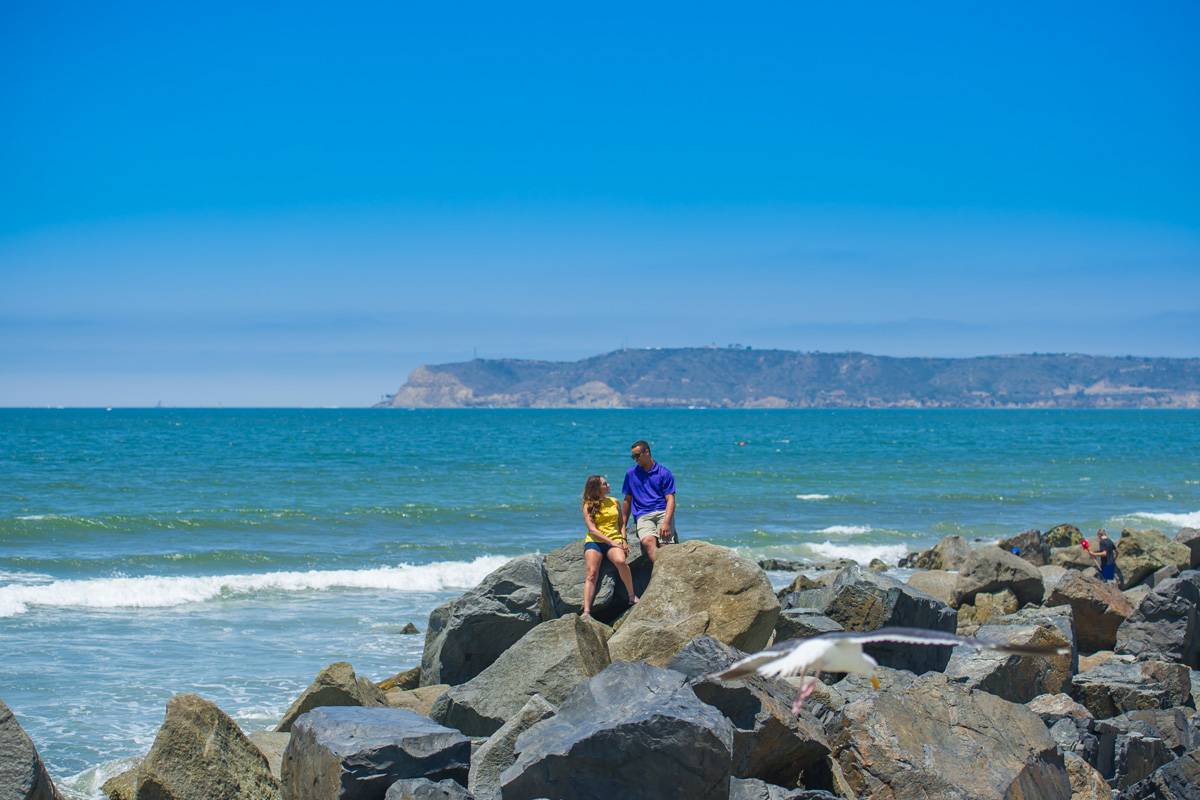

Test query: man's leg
[637,512,662,563]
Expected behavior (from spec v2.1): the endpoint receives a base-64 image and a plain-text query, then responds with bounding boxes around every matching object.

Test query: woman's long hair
[582,474,606,517]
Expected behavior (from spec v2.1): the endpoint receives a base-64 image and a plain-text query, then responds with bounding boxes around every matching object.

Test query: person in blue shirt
[621,440,677,563]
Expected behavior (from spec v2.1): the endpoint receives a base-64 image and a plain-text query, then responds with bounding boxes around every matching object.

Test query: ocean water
[2,408,1198,795]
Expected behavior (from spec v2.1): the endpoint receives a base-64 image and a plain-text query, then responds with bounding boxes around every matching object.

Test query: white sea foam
[1129,509,1200,529]
[808,541,909,565]
[815,525,871,535]
[795,494,832,500]
[0,556,510,618]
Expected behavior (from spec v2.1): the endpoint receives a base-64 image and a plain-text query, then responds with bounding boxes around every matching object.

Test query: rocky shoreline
[4,527,1199,800]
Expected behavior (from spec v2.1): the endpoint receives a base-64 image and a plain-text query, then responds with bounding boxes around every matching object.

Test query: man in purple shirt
[621,440,676,563]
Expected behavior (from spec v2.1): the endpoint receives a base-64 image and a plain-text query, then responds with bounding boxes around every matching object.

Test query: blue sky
[2,1,1198,406]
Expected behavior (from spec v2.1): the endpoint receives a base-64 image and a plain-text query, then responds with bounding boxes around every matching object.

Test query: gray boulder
[1115,528,1191,589]
[276,661,386,733]
[778,587,833,612]
[944,619,1073,703]
[774,609,843,644]
[1116,747,1200,800]
[999,529,1052,567]
[1116,570,1200,667]
[1177,527,1200,569]
[905,569,956,606]
[1114,709,1198,755]
[540,539,650,624]
[822,565,957,674]
[0,697,63,800]
[827,672,1070,800]
[1049,715,1175,791]
[499,661,734,800]
[431,614,609,737]
[953,547,1046,608]
[467,694,556,800]
[421,554,543,687]
[281,707,470,800]
[985,605,1079,674]
[383,778,472,800]
[137,694,278,800]
[1046,570,1134,652]
[1071,660,1193,719]
[908,534,972,571]
[1051,544,1099,571]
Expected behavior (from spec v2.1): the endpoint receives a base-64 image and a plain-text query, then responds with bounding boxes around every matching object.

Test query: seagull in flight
[712,627,1071,714]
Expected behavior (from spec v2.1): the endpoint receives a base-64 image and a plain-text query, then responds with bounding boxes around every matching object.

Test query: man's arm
[660,493,676,536]
[622,494,632,526]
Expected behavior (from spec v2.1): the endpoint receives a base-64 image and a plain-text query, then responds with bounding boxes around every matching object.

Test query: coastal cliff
[376,348,1200,409]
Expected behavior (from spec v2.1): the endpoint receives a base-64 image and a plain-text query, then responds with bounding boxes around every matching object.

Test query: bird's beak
[871,676,880,690]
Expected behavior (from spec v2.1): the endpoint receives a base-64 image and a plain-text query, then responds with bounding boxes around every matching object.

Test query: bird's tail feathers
[711,652,781,681]
[982,641,1071,656]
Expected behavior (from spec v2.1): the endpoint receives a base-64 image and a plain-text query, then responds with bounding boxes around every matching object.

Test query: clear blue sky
[2,1,1198,406]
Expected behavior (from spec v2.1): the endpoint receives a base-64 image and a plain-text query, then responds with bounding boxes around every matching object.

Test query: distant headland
[375,348,1200,409]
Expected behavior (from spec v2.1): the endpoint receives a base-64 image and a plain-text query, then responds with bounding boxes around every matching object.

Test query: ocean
[2,408,1198,796]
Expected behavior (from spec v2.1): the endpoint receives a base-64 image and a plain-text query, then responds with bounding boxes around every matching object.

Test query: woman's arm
[582,504,620,547]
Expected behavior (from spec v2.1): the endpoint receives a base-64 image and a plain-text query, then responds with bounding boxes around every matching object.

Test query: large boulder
[1177,527,1200,569]
[944,619,1073,703]
[1050,715,1176,792]
[826,672,1070,800]
[998,529,1051,567]
[774,609,843,644]
[1045,570,1134,652]
[1050,545,1098,571]
[383,779,471,800]
[498,661,734,800]
[275,662,386,733]
[1114,708,1199,755]
[606,540,779,667]
[1116,747,1200,800]
[821,565,957,674]
[136,694,278,800]
[540,539,650,624]
[281,707,470,800]
[908,534,972,571]
[1037,564,1069,602]
[904,569,956,606]
[984,605,1079,673]
[1071,660,1193,719]
[1045,524,1083,547]
[1115,528,1191,589]
[668,636,830,787]
[730,778,840,800]
[1115,570,1200,667]
[431,614,609,737]
[421,554,543,687]
[0,697,63,800]
[467,694,555,800]
[953,547,1045,608]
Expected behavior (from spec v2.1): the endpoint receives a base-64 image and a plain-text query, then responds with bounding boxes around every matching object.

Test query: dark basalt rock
[944,619,1073,704]
[999,529,1052,567]
[729,778,840,800]
[1115,570,1200,668]
[1050,715,1175,791]
[539,539,650,624]
[1177,527,1200,569]
[0,697,64,800]
[774,609,844,644]
[1113,708,1199,756]
[383,778,473,800]
[1071,660,1193,720]
[1115,747,1200,800]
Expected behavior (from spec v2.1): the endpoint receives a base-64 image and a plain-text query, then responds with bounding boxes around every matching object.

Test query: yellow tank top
[585,496,623,544]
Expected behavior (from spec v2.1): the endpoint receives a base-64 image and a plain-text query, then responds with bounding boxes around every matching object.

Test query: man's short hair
[632,440,651,455]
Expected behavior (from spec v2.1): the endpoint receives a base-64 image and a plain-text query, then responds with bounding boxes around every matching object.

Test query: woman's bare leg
[607,547,638,603]
[582,547,603,616]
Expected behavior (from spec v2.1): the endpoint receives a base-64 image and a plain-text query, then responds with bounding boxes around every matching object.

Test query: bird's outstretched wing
[829,626,1071,657]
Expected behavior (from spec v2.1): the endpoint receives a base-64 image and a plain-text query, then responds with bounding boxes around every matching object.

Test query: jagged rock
[1149,564,1182,588]
[1080,650,1122,671]
[1026,693,1094,726]
[1177,527,1200,569]
[1115,570,1200,667]
[1045,524,1083,547]
[539,539,649,624]
[944,619,1073,703]
[999,529,1052,566]
[822,565,957,674]
[137,694,278,800]
[101,764,139,800]
[908,534,972,571]
[467,694,555,800]
[498,661,734,800]
[1124,583,1152,607]
[729,778,840,800]
[1046,570,1134,652]
[1071,660,1193,719]
[985,605,1079,673]
[758,558,808,572]
[668,636,830,787]
[0,697,64,800]
[827,672,1070,800]
[1038,564,1069,601]
[953,547,1046,608]
[1049,715,1174,791]
[778,587,832,611]
[774,609,843,644]
[431,614,609,737]
[1115,747,1200,800]
[776,573,821,598]
[1062,752,1111,800]
[607,540,779,667]
[281,707,470,800]
[905,569,956,606]
[1115,709,1198,755]
[1051,544,1097,571]
[955,589,1019,633]
[379,666,422,692]
[384,778,472,800]
[247,731,292,780]
[421,554,543,687]
[385,685,450,717]
[275,661,386,733]
[1115,528,1191,589]
[399,623,421,635]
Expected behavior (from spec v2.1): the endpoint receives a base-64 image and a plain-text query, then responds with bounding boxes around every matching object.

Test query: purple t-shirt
[622,462,676,517]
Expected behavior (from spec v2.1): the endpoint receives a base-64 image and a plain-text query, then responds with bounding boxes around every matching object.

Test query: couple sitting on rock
[580,440,677,618]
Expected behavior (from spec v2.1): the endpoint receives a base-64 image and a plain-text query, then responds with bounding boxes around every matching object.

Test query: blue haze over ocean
[2,408,1199,795]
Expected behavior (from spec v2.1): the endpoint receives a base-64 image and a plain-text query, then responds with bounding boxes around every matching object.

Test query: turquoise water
[2,409,1199,795]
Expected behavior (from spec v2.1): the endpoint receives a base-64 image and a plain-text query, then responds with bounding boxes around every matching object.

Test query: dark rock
[431,614,609,737]
[1149,564,1182,588]
[1115,709,1198,756]
[281,707,470,800]
[1177,527,1200,569]
[421,554,543,687]
[0,697,64,800]
[399,623,421,635]
[953,547,1046,608]
[729,778,840,800]
[276,661,386,733]
[1115,528,1191,589]
[774,609,843,644]
[828,672,1070,800]
[775,573,821,599]
[867,558,888,571]
[1046,570,1134,652]
[986,605,1079,674]
[1045,524,1083,548]
[1115,747,1200,800]
[944,619,1073,703]
[539,538,649,624]
[499,661,734,800]
[379,667,422,692]
[137,694,278,800]
[758,558,808,572]
[1048,715,1172,791]
[778,588,832,611]
[1115,570,1200,667]
[467,694,555,800]
[1071,660,1193,719]
[908,534,972,571]
[999,529,1052,567]
[822,564,957,674]
[383,778,472,800]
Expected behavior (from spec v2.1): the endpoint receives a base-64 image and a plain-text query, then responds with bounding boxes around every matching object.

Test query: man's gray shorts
[634,510,677,545]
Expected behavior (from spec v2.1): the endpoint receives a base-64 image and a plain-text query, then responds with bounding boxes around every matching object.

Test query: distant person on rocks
[1090,528,1118,582]
[622,440,677,563]
[581,474,637,617]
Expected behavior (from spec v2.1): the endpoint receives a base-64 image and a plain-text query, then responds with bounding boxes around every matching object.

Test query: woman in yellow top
[581,474,638,618]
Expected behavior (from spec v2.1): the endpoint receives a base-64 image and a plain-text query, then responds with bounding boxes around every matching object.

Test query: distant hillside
[375,349,1200,409]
